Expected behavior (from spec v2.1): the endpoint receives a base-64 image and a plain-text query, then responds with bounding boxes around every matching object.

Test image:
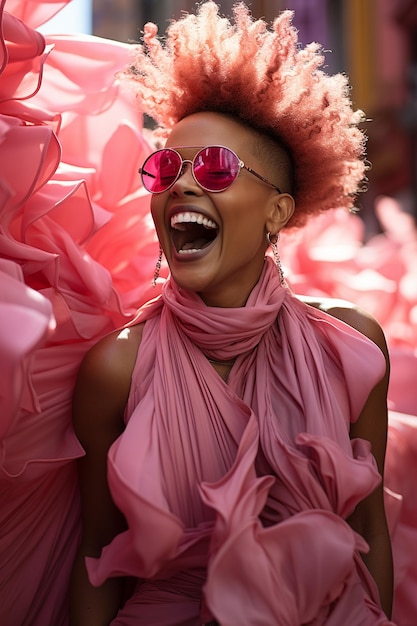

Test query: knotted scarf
[87,257,391,624]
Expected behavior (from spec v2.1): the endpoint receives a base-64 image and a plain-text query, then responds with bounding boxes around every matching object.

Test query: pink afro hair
[122,1,367,228]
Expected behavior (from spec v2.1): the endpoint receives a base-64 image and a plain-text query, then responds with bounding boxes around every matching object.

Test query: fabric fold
[88,259,390,624]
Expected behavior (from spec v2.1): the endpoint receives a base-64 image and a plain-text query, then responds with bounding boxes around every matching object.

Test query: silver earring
[267,232,284,285]
[152,245,163,287]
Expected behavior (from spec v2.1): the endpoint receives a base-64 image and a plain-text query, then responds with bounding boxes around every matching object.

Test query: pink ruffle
[201,418,391,625]
[0,259,54,437]
[384,411,417,625]
[0,2,160,623]
[1,1,417,624]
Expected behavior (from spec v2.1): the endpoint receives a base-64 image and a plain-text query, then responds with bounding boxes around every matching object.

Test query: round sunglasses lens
[194,147,240,191]
[141,149,181,192]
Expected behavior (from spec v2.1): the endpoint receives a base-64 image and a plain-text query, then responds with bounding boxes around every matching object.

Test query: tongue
[181,238,210,251]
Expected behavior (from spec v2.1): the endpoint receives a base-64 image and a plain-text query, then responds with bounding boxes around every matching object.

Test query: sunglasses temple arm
[244,165,281,193]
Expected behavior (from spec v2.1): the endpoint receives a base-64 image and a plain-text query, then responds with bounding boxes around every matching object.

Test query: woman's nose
[170,161,202,195]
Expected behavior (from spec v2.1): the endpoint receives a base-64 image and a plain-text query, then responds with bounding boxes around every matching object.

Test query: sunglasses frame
[139,145,282,194]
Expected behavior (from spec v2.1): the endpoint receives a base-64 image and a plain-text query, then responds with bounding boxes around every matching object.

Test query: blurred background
[42,0,417,237]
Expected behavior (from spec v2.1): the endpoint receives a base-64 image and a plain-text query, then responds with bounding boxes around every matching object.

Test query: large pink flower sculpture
[0,2,163,622]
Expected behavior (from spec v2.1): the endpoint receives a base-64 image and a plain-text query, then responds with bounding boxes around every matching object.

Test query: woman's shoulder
[299,295,388,360]
[72,323,146,445]
[73,323,145,429]
[80,323,145,384]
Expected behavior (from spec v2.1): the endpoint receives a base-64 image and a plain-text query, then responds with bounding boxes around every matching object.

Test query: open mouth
[170,211,218,254]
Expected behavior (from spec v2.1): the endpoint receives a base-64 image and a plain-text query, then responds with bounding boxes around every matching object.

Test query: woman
[70,3,394,624]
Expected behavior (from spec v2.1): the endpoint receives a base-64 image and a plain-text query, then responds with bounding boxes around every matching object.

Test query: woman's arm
[70,325,143,626]
[321,302,394,618]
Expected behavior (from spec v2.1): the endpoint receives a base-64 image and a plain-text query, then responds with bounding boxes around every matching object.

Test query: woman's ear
[265,192,295,233]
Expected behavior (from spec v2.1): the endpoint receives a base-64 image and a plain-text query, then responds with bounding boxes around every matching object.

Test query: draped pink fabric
[87,259,393,625]
[280,203,417,626]
[1,2,417,625]
[0,2,161,624]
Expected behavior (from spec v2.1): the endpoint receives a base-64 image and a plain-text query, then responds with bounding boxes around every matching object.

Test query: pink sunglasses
[139,145,281,194]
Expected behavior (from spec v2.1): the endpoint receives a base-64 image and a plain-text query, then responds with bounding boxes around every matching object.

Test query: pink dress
[87,259,393,625]
[1,2,417,624]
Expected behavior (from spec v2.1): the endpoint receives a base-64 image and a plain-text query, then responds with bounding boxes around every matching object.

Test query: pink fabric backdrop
[1,1,416,624]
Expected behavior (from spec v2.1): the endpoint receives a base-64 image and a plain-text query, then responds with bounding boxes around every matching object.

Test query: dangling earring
[152,245,163,287]
[267,231,284,285]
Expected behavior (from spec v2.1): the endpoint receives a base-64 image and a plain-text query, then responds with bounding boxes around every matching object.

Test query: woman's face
[150,111,290,307]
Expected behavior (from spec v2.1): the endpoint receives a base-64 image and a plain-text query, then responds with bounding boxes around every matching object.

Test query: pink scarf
[88,257,390,624]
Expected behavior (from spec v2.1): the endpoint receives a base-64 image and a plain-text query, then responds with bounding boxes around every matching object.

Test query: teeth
[178,248,199,255]
[171,212,217,229]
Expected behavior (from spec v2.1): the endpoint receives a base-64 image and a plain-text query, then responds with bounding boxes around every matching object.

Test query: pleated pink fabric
[1,2,417,624]
[87,258,394,625]
[278,204,417,626]
[0,3,158,624]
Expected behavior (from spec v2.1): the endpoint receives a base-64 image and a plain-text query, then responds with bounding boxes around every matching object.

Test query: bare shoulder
[73,323,145,441]
[300,295,388,360]
[78,323,145,387]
